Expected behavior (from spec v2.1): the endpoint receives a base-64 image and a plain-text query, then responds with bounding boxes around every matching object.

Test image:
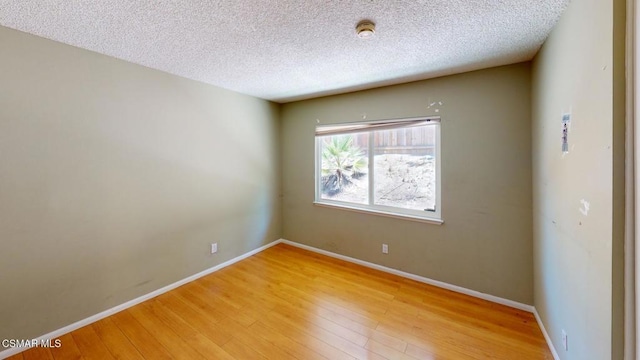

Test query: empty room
[0,0,633,359]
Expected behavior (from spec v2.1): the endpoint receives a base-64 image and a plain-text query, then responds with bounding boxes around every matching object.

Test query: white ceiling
[0,1,569,103]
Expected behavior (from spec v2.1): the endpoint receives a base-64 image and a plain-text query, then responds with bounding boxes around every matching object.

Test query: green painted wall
[0,26,282,345]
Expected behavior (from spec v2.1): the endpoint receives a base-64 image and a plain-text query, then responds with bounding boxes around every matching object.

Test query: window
[315,117,441,223]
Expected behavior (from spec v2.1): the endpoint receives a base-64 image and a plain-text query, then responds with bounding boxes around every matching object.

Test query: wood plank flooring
[8,243,552,359]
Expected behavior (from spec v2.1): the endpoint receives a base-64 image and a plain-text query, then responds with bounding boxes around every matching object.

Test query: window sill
[313,201,444,225]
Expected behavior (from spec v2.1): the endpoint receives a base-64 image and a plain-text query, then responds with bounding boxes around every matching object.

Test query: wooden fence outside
[351,127,436,156]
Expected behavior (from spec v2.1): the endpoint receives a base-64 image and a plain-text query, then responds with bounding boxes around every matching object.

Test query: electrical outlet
[382,244,389,254]
[211,243,218,254]
[561,330,568,351]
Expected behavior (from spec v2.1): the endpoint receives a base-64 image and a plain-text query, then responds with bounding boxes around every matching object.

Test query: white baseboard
[0,239,282,360]
[533,308,560,360]
[279,239,535,313]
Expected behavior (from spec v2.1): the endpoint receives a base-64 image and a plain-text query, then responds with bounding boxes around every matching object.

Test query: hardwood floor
[8,243,552,359]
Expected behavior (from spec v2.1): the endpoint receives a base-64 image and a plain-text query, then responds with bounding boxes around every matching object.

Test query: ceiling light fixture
[356,21,375,39]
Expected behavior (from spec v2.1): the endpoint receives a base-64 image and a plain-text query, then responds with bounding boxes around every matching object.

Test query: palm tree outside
[320,135,367,196]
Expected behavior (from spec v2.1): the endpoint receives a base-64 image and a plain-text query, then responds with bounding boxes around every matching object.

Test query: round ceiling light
[356,21,375,39]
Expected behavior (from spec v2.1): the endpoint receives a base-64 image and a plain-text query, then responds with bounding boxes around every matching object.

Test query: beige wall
[281,63,533,304]
[0,26,281,345]
[531,0,625,358]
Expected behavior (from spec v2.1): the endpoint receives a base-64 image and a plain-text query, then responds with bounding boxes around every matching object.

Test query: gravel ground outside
[321,154,436,211]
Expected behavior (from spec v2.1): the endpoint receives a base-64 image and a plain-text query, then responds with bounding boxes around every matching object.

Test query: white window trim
[313,201,444,225]
[314,116,442,224]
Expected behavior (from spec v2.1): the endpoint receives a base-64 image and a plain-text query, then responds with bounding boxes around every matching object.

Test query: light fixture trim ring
[356,21,376,39]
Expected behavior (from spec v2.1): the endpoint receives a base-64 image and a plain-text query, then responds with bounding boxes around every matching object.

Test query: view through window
[316,117,440,220]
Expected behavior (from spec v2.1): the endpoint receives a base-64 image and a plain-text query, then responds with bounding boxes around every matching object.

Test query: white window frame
[314,116,442,224]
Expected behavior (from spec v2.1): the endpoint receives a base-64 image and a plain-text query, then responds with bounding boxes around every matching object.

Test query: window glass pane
[373,126,436,211]
[319,133,369,204]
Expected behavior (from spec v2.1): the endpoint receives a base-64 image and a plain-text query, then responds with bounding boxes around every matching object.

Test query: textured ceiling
[0,1,569,103]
